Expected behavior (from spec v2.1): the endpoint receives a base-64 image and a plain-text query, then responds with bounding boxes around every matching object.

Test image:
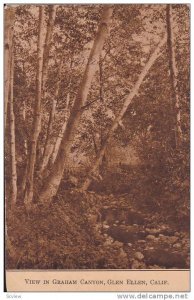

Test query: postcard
[4,3,190,292]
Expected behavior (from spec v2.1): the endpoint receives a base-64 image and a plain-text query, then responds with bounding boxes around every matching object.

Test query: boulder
[119,248,128,259]
[113,241,124,248]
[146,235,156,241]
[173,243,181,249]
[137,240,146,244]
[134,252,144,261]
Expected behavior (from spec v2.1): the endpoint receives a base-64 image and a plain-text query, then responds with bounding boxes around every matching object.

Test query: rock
[146,235,156,240]
[103,206,110,209]
[127,243,132,247]
[158,235,179,244]
[119,248,127,258]
[158,235,168,241]
[131,260,146,269]
[104,240,113,246]
[103,233,108,237]
[131,259,141,269]
[103,224,110,229]
[173,243,181,249]
[161,225,168,230]
[113,241,123,248]
[147,228,160,235]
[134,252,144,261]
[137,240,146,244]
[148,265,163,269]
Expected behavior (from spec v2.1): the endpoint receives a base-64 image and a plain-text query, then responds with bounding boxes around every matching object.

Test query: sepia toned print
[5,4,189,274]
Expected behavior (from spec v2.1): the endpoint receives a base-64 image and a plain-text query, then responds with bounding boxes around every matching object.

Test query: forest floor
[6,167,190,269]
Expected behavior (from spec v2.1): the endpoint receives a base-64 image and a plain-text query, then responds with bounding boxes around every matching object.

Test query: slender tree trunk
[38,59,63,175]
[39,6,113,204]
[23,7,45,205]
[99,55,105,161]
[166,4,182,147]
[37,5,57,173]
[50,92,72,165]
[20,102,28,200]
[9,54,17,208]
[47,57,74,167]
[5,6,15,129]
[42,5,57,92]
[22,102,28,156]
[82,34,167,191]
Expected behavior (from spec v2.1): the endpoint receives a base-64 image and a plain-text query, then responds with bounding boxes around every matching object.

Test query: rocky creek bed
[89,194,190,269]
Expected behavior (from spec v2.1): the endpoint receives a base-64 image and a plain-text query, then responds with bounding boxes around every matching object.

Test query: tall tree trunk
[37,5,57,173]
[20,102,28,200]
[5,6,15,129]
[166,4,182,147]
[50,92,72,166]
[38,59,63,175]
[9,54,17,208]
[39,6,113,204]
[42,5,57,92]
[22,102,28,156]
[23,7,45,205]
[82,34,167,191]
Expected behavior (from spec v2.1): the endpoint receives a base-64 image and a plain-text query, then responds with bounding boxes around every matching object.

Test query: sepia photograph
[4,3,190,291]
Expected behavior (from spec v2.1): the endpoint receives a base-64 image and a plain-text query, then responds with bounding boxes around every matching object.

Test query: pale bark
[37,5,57,174]
[39,6,113,204]
[5,6,15,128]
[82,34,167,191]
[9,54,17,207]
[22,102,28,156]
[166,5,182,147]
[23,7,45,205]
[20,102,28,198]
[50,92,72,165]
[42,5,57,93]
[38,59,63,175]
